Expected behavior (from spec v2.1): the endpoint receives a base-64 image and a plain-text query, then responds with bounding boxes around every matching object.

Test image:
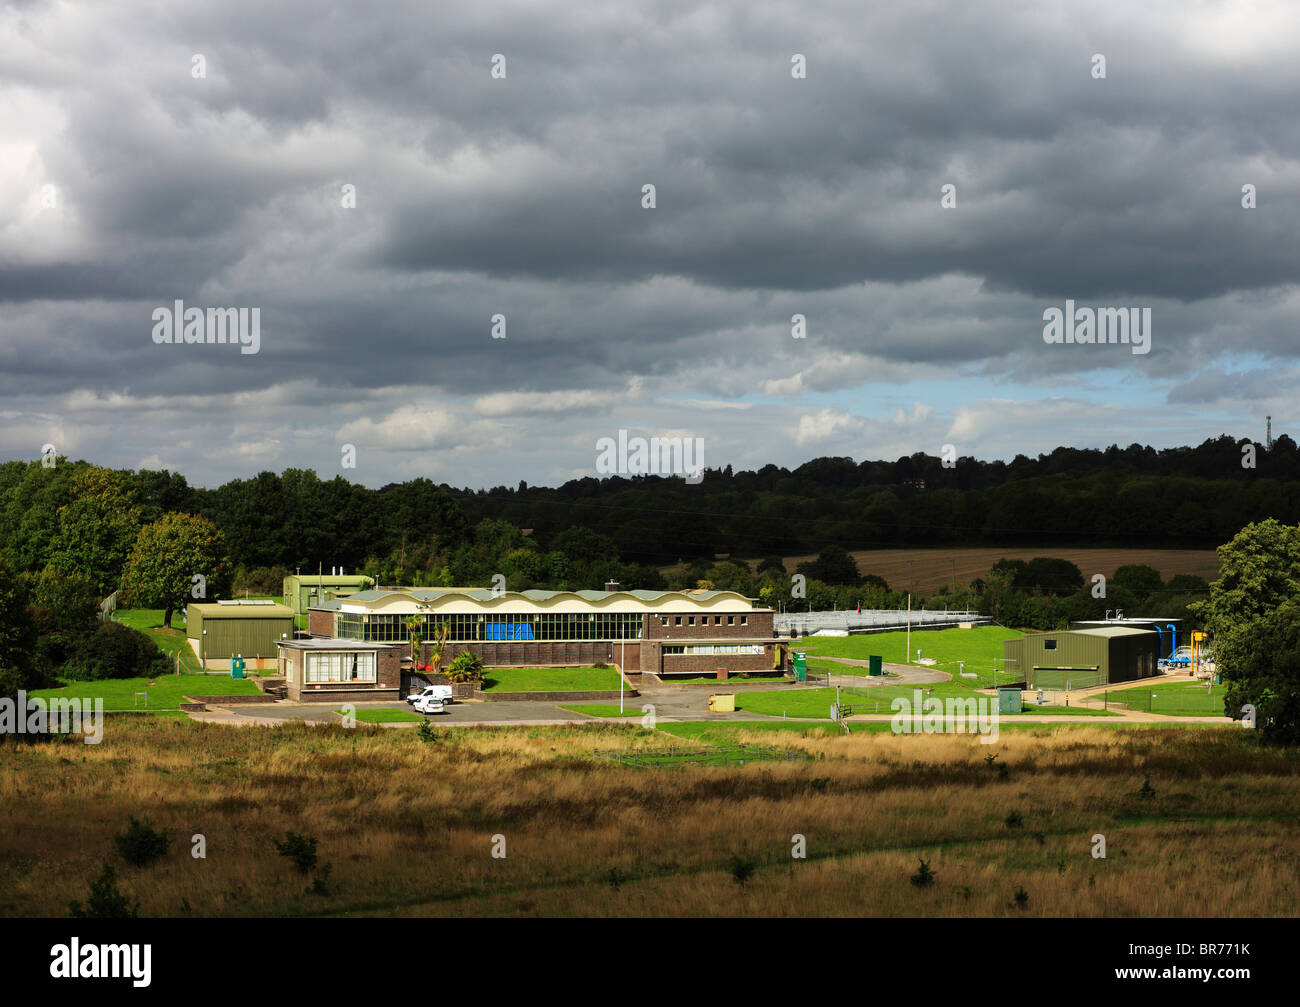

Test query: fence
[593,745,813,768]
[776,608,990,635]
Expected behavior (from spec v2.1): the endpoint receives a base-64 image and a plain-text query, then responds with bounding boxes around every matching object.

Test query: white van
[406,684,453,705]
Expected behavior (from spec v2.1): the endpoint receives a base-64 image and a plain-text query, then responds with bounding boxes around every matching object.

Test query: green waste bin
[230,655,245,679]
[868,655,883,677]
[793,651,806,682]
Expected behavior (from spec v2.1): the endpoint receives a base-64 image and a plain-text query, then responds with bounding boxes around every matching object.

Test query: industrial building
[307,586,783,678]
[282,573,374,621]
[186,600,296,670]
[1070,617,1183,660]
[1002,626,1160,691]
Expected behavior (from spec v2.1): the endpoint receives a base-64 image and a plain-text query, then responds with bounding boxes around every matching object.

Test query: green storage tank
[793,651,807,681]
[868,655,883,677]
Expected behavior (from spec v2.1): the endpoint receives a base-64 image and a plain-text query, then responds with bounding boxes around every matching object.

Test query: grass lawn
[113,607,204,673]
[30,674,263,712]
[792,625,1022,687]
[338,707,423,724]
[480,666,626,692]
[1096,679,1230,716]
[656,721,1147,743]
[559,703,645,718]
[732,685,1119,720]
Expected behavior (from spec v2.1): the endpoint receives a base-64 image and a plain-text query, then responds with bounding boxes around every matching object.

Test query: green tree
[1113,564,1164,596]
[1193,519,1300,670]
[0,557,40,699]
[48,467,143,595]
[120,513,226,628]
[796,546,860,586]
[1223,596,1300,743]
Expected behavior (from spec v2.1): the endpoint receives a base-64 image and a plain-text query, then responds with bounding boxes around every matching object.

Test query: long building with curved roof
[305,585,782,679]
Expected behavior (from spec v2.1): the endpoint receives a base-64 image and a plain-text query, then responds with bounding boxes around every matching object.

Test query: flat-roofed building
[308,587,782,679]
[186,600,296,670]
[275,637,403,703]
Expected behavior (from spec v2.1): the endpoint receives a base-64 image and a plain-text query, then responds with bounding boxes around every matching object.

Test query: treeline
[0,433,1284,600]
[458,435,1300,562]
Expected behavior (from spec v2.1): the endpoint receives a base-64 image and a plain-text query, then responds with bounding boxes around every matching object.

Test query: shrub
[309,862,333,896]
[1005,810,1023,828]
[910,858,935,887]
[62,622,169,681]
[417,720,438,744]
[114,816,170,868]
[1138,776,1157,800]
[729,854,757,885]
[1013,886,1030,908]
[447,651,484,684]
[274,832,319,874]
[69,863,139,918]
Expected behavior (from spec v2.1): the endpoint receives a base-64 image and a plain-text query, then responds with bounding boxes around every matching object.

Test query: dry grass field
[762,548,1221,594]
[1,719,1294,917]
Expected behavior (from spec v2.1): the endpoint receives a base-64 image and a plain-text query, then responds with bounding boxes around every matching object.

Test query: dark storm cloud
[1,0,1297,486]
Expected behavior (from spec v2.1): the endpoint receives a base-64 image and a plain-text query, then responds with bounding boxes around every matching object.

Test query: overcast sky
[2,0,1297,489]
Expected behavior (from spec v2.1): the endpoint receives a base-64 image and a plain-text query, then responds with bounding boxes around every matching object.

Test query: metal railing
[775,608,990,635]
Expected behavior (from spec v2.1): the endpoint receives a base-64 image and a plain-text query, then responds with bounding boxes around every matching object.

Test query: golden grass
[1,719,1294,917]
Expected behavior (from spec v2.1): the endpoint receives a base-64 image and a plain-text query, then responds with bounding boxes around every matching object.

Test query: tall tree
[120,513,227,628]
[48,468,143,595]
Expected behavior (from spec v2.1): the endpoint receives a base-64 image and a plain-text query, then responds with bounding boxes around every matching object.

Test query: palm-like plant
[405,614,423,667]
[426,622,450,677]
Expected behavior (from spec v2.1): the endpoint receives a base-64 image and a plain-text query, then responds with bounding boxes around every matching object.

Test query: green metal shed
[1003,626,1158,690]
[187,601,296,667]
[282,575,374,617]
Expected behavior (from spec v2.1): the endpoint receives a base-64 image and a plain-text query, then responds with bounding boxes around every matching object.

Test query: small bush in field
[69,863,139,919]
[274,832,318,874]
[114,816,170,868]
[910,858,935,887]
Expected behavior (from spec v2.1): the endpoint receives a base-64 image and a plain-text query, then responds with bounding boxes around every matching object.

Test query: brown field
[1,718,1294,917]
[758,548,1221,593]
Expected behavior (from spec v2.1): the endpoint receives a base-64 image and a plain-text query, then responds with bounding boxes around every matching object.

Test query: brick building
[275,638,403,703]
[307,586,782,679]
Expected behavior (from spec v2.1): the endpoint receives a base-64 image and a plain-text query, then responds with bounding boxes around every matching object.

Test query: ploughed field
[755,547,1221,594]
[0,718,1292,917]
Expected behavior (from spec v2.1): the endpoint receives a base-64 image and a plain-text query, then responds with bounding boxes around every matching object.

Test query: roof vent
[604,580,620,592]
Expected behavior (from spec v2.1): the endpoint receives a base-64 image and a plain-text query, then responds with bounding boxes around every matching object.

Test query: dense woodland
[0,434,1294,628]
[5,439,1300,734]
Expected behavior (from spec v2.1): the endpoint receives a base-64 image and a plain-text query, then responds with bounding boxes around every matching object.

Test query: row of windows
[303,652,377,684]
[335,612,645,643]
[661,615,747,628]
[662,644,766,656]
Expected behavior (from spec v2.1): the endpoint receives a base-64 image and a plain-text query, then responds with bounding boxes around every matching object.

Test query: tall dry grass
[0,719,1295,916]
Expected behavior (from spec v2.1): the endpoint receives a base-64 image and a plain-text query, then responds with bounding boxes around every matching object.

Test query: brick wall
[307,609,335,636]
[282,643,403,701]
[421,640,641,671]
[661,647,775,675]
[646,610,774,641]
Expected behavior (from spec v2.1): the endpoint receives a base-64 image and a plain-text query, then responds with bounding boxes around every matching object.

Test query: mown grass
[0,718,1286,917]
[1095,680,1230,717]
[480,666,626,692]
[29,675,264,712]
[559,704,644,718]
[793,626,1020,686]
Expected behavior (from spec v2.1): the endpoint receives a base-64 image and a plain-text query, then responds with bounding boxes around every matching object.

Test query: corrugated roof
[344,587,742,604]
[189,602,295,619]
[1062,626,1156,638]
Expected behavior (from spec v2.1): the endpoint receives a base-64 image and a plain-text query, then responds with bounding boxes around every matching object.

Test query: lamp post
[620,624,626,714]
